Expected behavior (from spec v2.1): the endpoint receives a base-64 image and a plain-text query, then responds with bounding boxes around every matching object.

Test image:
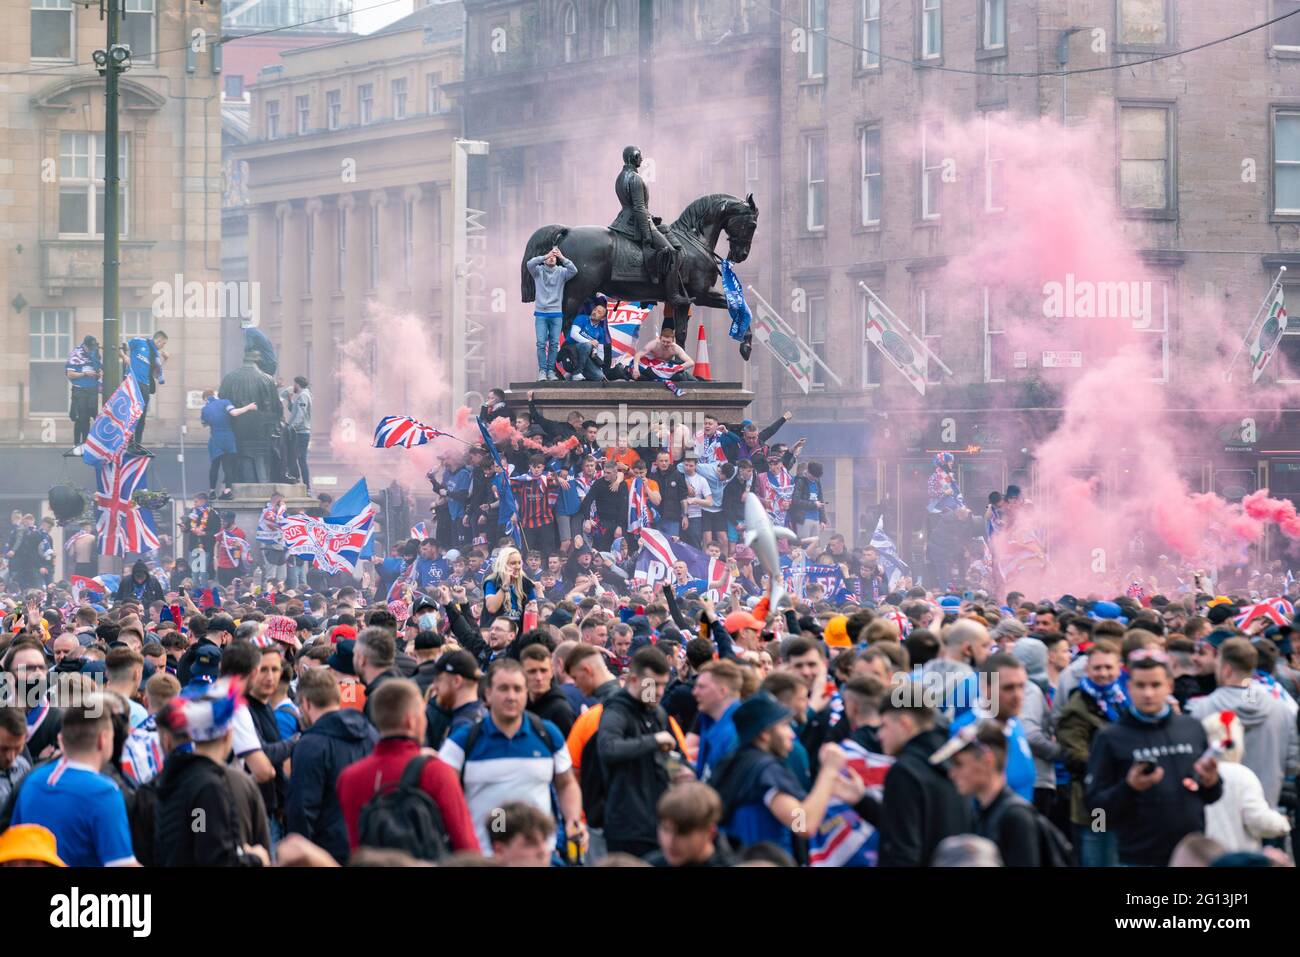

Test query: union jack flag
[95,453,159,556]
[373,415,449,449]
[808,739,892,867]
[627,476,655,533]
[282,504,377,575]
[82,375,145,467]
[1233,596,1294,631]
[409,521,428,541]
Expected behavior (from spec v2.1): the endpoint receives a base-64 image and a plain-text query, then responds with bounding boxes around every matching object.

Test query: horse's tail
[521,225,570,303]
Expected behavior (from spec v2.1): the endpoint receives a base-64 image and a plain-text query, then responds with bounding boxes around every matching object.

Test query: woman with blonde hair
[482,546,537,628]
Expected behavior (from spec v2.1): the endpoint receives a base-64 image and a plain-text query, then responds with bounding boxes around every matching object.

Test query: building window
[391,77,407,120]
[305,213,315,290]
[122,308,153,338]
[919,287,942,384]
[337,207,347,292]
[275,215,284,297]
[225,75,244,99]
[602,0,619,56]
[806,0,827,78]
[809,294,828,389]
[58,132,128,238]
[1278,279,1300,380]
[921,0,942,59]
[861,0,881,69]
[1136,281,1170,383]
[31,0,73,60]
[1118,0,1169,46]
[123,0,155,62]
[265,99,281,140]
[920,120,943,220]
[427,73,442,114]
[984,115,1005,212]
[369,203,380,290]
[357,84,374,125]
[403,198,415,286]
[1273,1,1300,51]
[744,140,760,195]
[1119,104,1172,211]
[860,124,882,226]
[982,0,1005,50]
[1275,110,1300,214]
[562,2,578,62]
[805,133,826,231]
[28,308,72,414]
[326,89,341,130]
[296,94,310,134]
[982,287,1008,383]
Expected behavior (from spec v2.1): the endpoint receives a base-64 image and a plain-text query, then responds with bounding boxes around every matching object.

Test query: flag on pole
[1248,282,1288,383]
[864,291,929,395]
[94,453,160,556]
[82,375,146,467]
[373,415,450,449]
[870,517,909,590]
[750,291,816,394]
[476,416,521,548]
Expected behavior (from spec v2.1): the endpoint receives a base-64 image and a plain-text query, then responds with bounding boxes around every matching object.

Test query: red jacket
[336,736,480,854]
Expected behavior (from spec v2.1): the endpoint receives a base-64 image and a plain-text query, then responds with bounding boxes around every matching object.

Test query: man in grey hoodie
[1188,637,1297,808]
[526,246,578,381]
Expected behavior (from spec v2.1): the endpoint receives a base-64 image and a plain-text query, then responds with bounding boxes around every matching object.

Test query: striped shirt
[439,713,571,855]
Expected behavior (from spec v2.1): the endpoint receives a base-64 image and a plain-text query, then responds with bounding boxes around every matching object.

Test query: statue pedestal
[216,482,318,561]
[504,380,753,426]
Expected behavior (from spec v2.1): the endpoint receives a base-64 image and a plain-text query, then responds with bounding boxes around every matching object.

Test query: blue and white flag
[82,375,145,468]
[719,259,752,343]
[477,416,521,548]
[871,517,908,590]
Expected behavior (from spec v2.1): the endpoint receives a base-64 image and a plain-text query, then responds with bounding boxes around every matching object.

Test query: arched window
[562,2,577,62]
[602,0,619,57]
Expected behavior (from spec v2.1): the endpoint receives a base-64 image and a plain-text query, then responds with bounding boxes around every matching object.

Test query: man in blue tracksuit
[526,246,577,381]
[567,296,612,381]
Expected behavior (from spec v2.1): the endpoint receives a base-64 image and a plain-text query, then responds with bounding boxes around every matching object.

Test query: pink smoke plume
[921,112,1300,597]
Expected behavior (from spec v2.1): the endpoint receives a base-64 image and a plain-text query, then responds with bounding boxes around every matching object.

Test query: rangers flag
[1248,281,1288,383]
[282,505,378,575]
[82,375,146,467]
[606,300,655,367]
[95,453,160,556]
[374,415,449,449]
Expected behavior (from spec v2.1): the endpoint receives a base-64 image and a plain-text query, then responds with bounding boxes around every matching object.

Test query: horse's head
[721,194,759,263]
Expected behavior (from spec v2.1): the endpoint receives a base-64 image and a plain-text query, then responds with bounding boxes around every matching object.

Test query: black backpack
[356,755,450,862]
[984,792,1073,867]
[578,729,608,828]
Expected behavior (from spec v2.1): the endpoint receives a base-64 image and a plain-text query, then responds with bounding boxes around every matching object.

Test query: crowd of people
[2,391,1299,868]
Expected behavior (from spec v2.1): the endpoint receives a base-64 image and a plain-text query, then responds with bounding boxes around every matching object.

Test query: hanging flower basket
[132,490,172,513]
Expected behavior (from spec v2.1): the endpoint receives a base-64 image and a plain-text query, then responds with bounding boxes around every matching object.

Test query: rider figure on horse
[609,145,687,304]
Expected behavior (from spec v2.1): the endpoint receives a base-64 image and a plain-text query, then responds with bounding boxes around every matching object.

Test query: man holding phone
[1084,650,1223,867]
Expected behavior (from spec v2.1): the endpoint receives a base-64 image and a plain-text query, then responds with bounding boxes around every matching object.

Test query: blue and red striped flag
[409,521,428,541]
[373,415,449,449]
[83,375,145,467]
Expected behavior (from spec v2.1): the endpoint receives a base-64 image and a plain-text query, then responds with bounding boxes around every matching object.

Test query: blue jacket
[696,699,741,782]
[283,708,378,863]
[950,709,1037,802]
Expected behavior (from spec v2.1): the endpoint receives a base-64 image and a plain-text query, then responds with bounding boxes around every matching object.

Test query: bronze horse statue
[521,192,758,353]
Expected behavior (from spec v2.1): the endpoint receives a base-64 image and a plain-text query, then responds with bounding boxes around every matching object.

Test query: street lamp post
[94,0,132,400]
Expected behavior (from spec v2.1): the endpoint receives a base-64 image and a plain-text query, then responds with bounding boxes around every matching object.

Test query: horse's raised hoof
[740,334,753,362]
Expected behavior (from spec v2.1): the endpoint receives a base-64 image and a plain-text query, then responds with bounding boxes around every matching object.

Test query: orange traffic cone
[694,323,712,381]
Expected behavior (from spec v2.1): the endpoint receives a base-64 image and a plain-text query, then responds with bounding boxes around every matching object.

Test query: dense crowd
[2,394,1298,869]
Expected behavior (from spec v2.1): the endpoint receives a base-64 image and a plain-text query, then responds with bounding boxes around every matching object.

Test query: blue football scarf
[1078,676,1128,722]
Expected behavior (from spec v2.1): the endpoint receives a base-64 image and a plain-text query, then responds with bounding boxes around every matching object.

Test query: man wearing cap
[154,678,269,866]
[425,650,484,749]
[710,691,851,859]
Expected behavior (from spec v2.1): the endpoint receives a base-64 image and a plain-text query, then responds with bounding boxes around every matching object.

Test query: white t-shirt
[683,474,711,519]
[230,705,261,767]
